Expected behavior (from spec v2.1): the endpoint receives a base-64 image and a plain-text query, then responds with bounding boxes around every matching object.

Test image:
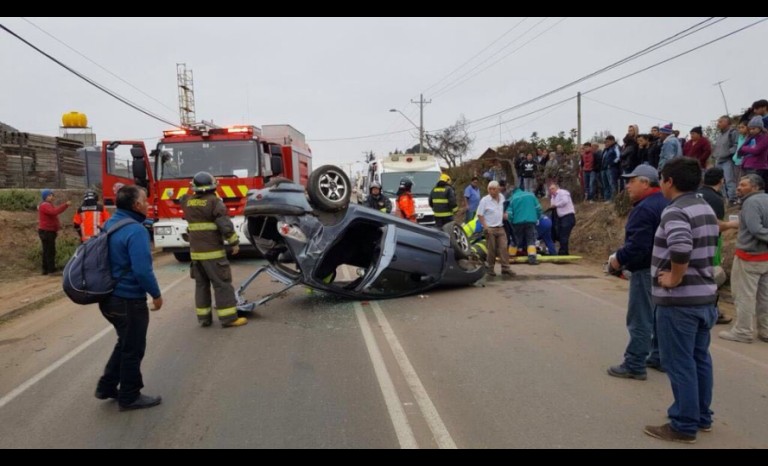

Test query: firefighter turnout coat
[182,191,241,325]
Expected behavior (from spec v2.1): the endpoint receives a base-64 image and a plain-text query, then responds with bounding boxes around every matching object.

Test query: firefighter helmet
[83,189,98,201]
[191,171,218,193]
[439,173,451,184]
[398,178,413,190]
[369,182,382,192]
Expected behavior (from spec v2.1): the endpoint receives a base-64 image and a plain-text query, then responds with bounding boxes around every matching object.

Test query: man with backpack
[94,185,163,411]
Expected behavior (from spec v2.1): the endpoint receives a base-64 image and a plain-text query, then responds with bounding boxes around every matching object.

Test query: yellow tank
[61,111,88,128]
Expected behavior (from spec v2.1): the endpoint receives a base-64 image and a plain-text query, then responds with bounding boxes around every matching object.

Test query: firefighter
[396,178,417,222]
[429,173,458,228]
[183,172,247,328]
[363,182,392,213]
[73,190,110,243]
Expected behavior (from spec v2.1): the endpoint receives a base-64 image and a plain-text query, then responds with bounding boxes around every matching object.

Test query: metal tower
[177,63,197,127]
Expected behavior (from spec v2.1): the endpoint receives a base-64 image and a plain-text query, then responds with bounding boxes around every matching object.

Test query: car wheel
[443,221,470,260]
[307,165,351,212]
[173,252,191,262]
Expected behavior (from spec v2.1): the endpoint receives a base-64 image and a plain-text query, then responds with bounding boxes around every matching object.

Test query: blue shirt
[104,209,161,299]
[464,185,480,212]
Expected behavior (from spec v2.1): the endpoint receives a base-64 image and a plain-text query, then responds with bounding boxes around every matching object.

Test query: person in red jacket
[396,178,417,222]
[73,190,111,243]
[38,189,71,275]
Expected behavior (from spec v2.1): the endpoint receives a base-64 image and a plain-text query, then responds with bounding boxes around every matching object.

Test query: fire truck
[100,124,312,261]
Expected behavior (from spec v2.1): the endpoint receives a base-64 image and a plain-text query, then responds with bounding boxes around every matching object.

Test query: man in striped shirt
[643,157,719,445]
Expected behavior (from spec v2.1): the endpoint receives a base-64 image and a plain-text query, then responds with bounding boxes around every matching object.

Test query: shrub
[0,189,41,211]
[27,236,81,270]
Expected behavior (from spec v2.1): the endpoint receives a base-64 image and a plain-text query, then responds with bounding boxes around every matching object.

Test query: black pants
[557,213,576,256]
[38,229,57,274]
[97,296,150,405]
[434,216,453,229]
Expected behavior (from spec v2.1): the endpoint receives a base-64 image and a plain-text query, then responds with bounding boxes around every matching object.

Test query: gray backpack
[62,218,135,305]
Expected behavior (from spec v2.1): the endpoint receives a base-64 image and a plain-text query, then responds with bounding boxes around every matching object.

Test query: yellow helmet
[439,173,451,184]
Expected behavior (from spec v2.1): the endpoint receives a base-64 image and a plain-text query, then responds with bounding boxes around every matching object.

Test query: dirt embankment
[0,190,83,282]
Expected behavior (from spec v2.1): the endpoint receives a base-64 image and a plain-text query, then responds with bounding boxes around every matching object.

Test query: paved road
[0,255,766,448]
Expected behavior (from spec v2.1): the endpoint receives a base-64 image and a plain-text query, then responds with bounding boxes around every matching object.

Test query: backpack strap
[106,218,138,235]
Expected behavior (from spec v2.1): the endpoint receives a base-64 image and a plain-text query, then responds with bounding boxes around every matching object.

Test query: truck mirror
[271,156,283,176]
[133,157,148,188]
[149,149,159,159]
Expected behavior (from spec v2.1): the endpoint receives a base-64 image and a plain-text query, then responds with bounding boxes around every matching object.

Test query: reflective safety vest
[73,204,110,242]
[429,185,458,218]
[397,192,416,222]
[462,215,483,240]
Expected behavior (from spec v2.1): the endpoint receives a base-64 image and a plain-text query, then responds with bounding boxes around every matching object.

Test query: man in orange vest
[73,190,110,243]
[396,178,417,222]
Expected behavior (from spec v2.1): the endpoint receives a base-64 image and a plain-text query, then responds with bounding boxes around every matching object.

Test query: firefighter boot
[222,317,248,328]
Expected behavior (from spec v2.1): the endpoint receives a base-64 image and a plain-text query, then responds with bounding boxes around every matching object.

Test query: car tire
[443,221,470,260]
[173,252,191,262]
[307,165,351,212]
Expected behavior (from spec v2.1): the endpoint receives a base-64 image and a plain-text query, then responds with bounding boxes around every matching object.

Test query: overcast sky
[1,17,766,175]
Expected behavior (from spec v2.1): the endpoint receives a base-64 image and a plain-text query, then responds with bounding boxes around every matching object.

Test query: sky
[1,17,766,177]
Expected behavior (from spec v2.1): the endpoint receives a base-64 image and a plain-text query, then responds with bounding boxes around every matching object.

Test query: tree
[425,115,474,168]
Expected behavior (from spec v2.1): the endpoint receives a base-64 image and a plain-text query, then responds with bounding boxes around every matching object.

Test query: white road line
[353,301,418,449]
[370,301,457,449]
[554,280,768,372]
[0,275,187,410]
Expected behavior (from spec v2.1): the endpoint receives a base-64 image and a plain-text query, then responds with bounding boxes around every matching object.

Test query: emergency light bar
[163,129,188,137]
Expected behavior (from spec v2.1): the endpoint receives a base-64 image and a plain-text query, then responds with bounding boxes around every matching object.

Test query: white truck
[364,153,441,225]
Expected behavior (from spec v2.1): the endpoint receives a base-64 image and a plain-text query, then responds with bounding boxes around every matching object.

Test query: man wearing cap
[683,126,712,172]
[658,123,682,171]
[37,189,71,275]
[607,165,669,380]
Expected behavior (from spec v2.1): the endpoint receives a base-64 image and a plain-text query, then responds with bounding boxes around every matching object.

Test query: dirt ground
[0,192,81,282]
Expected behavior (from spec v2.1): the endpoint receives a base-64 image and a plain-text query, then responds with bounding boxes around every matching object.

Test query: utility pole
[713,80,730,116]
[412,93,431,154]
[577,91,582,147]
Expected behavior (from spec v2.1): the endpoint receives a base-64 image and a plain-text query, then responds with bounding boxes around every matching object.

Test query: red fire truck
[100,124,312,261]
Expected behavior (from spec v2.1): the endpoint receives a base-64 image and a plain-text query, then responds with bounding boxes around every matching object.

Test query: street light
[389,108,422,154]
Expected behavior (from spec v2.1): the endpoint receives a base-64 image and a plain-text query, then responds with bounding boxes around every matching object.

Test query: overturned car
[236,165,484,309]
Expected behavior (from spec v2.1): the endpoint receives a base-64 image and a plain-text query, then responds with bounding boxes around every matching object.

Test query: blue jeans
[622,269,659,373]
[716,159,737,202]
[583,171,596,200]
[656,303,718,436]
[601,169,614,201]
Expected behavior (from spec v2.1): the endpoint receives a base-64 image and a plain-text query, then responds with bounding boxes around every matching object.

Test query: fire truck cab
[101,124,311,261]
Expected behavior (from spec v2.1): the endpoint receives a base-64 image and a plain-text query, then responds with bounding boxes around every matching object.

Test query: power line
[432,17,568,99]
[468,18,765,137]
[582,96,695,127]
[463,17,723,127]
[421,18,529,95]
[0,23,179,127]
[21,18,179,119]
[429,17,553,98]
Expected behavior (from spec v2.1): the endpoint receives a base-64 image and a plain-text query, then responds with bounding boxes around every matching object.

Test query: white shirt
[477,193,506,227]
[550,189,575,217]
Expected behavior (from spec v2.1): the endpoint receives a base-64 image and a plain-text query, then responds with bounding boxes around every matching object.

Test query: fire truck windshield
[156,140,260,180]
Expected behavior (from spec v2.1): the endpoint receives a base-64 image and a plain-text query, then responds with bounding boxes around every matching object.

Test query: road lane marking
[370,301,457,449]
[353,301,418,449]
[553,280,768,372]
[0,275,187,410]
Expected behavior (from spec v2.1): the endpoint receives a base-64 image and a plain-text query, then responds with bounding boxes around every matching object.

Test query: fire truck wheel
[443,221,470,260]
[307,165,351,212]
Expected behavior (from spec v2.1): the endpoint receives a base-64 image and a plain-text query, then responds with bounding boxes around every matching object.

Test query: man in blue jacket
[607,165,669,380]
[95,185,164,411]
